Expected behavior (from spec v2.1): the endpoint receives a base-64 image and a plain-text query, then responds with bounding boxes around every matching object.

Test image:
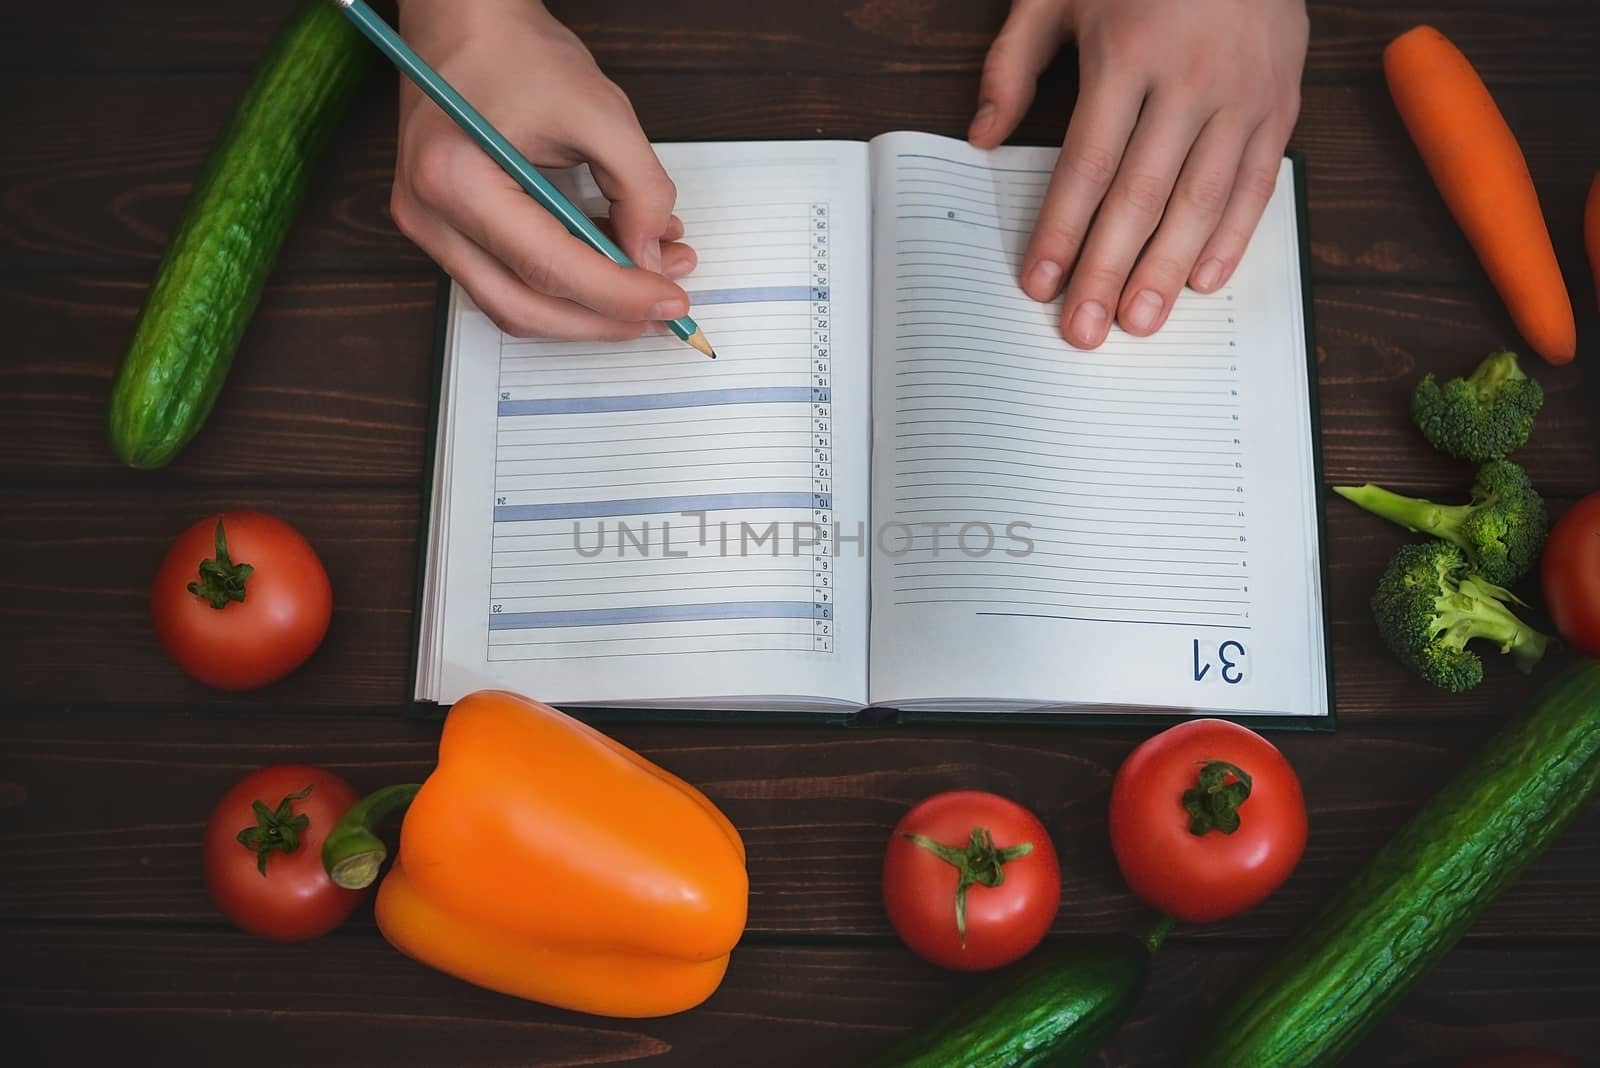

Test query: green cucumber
[108,2,370,468]
[861,928,1162,1068]
[1193,659,1600,1067]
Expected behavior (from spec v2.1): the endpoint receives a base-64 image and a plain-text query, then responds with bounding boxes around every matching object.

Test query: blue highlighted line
[687,285,829,305]
[489,599,826,630]
[495,491,830,523]
[499,386,815,417]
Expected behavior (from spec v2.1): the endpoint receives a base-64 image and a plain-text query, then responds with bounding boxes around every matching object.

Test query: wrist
[398,0,551,34]
[398,0,548,13]
[398,0,565,63]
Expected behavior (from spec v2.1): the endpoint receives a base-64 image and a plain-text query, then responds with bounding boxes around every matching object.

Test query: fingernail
[1025,260,1063,300]
[1069,301,1108,346]
[648,298,688,321]
[1125,290,1163,333]
[1193,258,1224,292]
[970,102,996,140]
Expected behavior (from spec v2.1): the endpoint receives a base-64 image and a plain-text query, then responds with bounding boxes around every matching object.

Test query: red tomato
[151,512,332,690]
[1542,490,1600,659]
[1109,719,1306,923]
[882,790,1060,971]
[204,764,368,941]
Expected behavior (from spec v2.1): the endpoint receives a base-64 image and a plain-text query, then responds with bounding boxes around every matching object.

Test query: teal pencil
[331,0,715,358]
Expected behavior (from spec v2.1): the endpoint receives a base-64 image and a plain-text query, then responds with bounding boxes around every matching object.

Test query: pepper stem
[903,826,1034,946]
[1182,760,1253,835]
[188,519,254,609]
[321,783,422,890]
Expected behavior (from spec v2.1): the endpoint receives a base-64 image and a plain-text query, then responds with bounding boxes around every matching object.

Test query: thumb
[971,0,1070,148]
[580,111,677,274]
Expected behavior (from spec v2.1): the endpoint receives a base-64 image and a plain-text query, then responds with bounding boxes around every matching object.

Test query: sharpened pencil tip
[684,330,717,359]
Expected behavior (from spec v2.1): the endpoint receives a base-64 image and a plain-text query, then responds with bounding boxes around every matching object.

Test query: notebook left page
[420,142,871,711]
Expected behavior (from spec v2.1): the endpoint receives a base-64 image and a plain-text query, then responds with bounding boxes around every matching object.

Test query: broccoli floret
[1334,460,1547,586]
[1410,350,1543,462]
[1371,542,1551,692]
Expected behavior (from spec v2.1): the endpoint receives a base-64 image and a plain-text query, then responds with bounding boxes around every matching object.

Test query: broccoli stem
[1468,349,1525,396]
[1438,576,1550,673]
[1335,484,1468,543]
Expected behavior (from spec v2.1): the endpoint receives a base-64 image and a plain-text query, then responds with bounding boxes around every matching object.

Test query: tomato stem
[1182,760,1253,835]
[902,826,1033,946]
[235,783,313,875]
[1144,914,1176,952]
[188,518,254,609]
[321,783,422,890]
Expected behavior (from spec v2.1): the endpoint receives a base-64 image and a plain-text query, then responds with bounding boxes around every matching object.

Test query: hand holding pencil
[345,0,714,356]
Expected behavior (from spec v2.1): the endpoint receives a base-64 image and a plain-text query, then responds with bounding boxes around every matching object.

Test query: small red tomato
[882,790,1060,971]
[1109,719,1306,923]
[151,511,332,690]
[1542,490,1600,659]
[203,764,368,941]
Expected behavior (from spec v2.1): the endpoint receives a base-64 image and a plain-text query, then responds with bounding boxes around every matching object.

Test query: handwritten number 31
[1193,639,1246,685]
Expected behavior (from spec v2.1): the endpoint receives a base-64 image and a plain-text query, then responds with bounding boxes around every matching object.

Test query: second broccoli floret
[1371,541,1551,692]
[1334,459,1548,586]
[1410,349,1543,462]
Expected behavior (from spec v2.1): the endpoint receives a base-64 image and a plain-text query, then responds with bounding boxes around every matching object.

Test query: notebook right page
[866,132,1326,719]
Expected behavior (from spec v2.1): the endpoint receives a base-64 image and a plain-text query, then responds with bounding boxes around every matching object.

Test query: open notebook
[413,132,1331,726]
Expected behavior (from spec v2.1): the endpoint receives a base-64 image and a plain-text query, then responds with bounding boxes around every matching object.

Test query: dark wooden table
[3,2,1599,1064]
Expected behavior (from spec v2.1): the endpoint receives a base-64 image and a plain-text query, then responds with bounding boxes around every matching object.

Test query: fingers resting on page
[390,0,693,341]
[971,0,1309,348]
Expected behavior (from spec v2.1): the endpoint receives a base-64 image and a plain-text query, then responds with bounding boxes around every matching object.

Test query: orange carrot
[1384,25,1575,365]
[1587,172,1600,311]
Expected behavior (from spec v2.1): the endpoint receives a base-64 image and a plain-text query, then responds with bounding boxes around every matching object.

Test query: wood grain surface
[2,0,1597,1064]
[5,927,1595,1067]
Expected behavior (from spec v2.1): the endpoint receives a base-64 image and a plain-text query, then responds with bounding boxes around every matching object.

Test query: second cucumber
[860,927,1164,1068]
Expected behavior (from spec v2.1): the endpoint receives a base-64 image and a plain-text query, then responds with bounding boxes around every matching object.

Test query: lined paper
[867,132,1325,717]
[416,132,1326,720]
[426,142,871,708]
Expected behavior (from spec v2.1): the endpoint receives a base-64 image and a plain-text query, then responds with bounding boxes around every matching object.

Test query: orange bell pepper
[322,690,747,1017]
